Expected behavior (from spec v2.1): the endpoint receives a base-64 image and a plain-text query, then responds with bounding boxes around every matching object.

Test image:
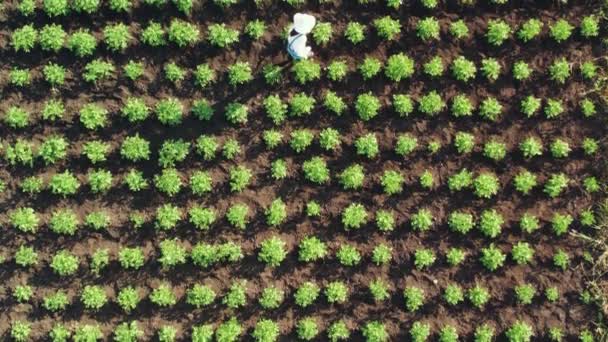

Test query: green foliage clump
[362,321,388,342]
[104,23,131,51]
[404,286,425,312]
[228,61,253,86]
[43,290,70,312]
[11,321,31,342]
[12,25,38,52]
[520,95,541,117]
[325,281,349,303]
[345,22,366,44]
[549,58,571,84]
[141,22,167,47]
[215,318,242,342]
[121,135,150,162]
[82,59,115,83]
[550,138,571,158]
[478,209,503,238]
[481,58,501,82]
[67,29,97,57]
[473,172,500,198]
[418,90,445,116]
[518,19,542,42]
[385,53,415,82]
[226,203,249,229]
[486,19,511,46]
[550,19,573,43]
[290,93,316,117]
[483,140,506,161]
[416,17,440,41]
[336,244,361,266]
[448,211,474,235]
[155,204,182,230]
[448,168,473,191]
[49,171,80,197]
[290,129,314,153]
[258,286,284,309]
[43,63,66,86]
[296,317,319,341]
[79,103,109,129]
[580,15,599,38]
[303,157,330,184]
[454,131,475,153]
[299,236,328,262]
[423,56,444,78]
[544,173,569,198]
[156,98,184,126]
[468,284,490,308]
[4,106,31,129]
[393,94,414,116]
[444,283,464,305]
[414,248,436,270]
[258,236,287,267]
[168,19,200,47]
[373,16,401,40]
[328,321,350,341]
[479,97,503,121]
[292,59,321,84]
[451,56,476,82]
[450,20,469,39]
[506,321,534,342]
[359,57,382,80]
[51,250,79,276]
[342,203,368,230]
[149,283,177,307]
[244,20,265,40]
[124,60,144,80]
[480,244,506,271]
[355,93,381,121]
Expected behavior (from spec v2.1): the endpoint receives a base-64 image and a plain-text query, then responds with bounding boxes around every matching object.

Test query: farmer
[286,13,316,60]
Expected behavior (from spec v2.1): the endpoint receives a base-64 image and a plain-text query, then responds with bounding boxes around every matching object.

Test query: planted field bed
[0,0,606,340]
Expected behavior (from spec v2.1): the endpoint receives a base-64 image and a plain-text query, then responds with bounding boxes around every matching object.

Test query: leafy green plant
[258,236,287,267]
[342,203,368,230]
[43,290,69,312]
[4,106,31,129]
[448,211,474,235]
[393,94,414,117]
[11,321,31,342]
[408,321,429,342]
[444,283,464,305]
[325,281,348,303]
[154,168,182,196]
[114,321,143,342]
[511,242,534,265]
[103,23,131,51]
[149,283,177,307]
[156,98,184,126]
[362,321,388,342]
[418,90,445,116]
[514,170,538,195]
[297,317,319,341]
[49,171,80,198]
[303,157,330,184]
[344,22,365,44]
[324,91,347,115]
[450,20,469,39]
[481,58,501,82]
[404,286,425,312]
[373,16,401,40]
[158,239,187,268]
[12,25,38,52]
[513,61,532,81]
[478,209,503,238]
[416,17,440,41]
[225,102,249,125]
[468,284,490,308]
[480,244,505,271]
[550,19,573,43]
[88,169,113,193]
[15,245,38,268]
[551,212,573,236]
[446,248,466,266]
[155,204,182,230]
[385,53,415,82]
[486,19,511,46]
[168,19,200,47]
[549,58,571,84]
[451,56,476,82]
[207,23,239,48]
[520,136,543,158]
[123,60,144,80]
[479,97,502,121]
[226,203,249,229]
[483,140,506,161]
[473,173,500,198]
[51,250,79,276]
[395,134,418,156]
[244,20,265,40]
[228,61,253,86]
[518,18,542,42]
[67,29,97,57]
[356,93,381,121]
[336,244,361,266]
[81,285,107,310]
[359,57,382,80]
[292,59,321,84]
[294,282,320,307]
[520,213,540,234]
[258,286,283,309]
[414,248,436,270]
[544,173,569,198]
[506,321,534,342]
[299,236,327,262]
[580,15,599,38]
[423,56,444,78]
[550,138,570,158]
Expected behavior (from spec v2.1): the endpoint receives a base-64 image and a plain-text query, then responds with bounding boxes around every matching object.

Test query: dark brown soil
[0,0,604,340]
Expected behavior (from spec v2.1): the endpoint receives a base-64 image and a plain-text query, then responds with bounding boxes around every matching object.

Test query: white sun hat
[293,13,316,34]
